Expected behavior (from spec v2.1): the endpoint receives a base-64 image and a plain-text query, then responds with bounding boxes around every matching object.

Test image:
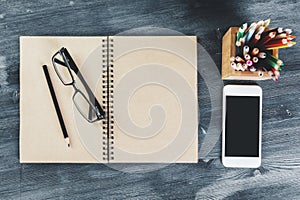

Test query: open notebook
[20,36,198,163]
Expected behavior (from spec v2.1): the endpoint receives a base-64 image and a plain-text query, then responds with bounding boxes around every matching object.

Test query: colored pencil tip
[288,42,296,47]
[264,19,271,27]
[257,20,264,26]
[285,28,292,34]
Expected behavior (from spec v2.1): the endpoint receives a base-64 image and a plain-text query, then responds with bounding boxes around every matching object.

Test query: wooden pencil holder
[222,27,279,80]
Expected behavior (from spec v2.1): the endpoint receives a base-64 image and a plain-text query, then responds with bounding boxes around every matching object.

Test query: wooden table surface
[0,0,299,199]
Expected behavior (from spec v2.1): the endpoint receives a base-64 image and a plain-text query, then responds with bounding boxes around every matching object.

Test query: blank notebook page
[111,36,198,163]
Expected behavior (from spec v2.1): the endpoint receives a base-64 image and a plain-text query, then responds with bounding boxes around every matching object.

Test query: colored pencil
[266,41,296,50]
[258,52,266,59]
[244,54,251,60]
[233,19,296,82]
[251,48,259,55]
[261,32,276,44]
[245,22,258,43]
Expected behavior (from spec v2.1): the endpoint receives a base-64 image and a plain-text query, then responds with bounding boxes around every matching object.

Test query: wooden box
[222,27,279,80]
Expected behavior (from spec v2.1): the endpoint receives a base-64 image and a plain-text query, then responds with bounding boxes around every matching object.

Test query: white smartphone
[222,85,262,168]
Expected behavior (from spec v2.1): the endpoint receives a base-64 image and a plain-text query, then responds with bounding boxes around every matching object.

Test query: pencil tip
[65,137,71,148]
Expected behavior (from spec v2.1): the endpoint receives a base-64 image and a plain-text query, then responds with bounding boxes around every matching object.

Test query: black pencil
[42,65,70,148]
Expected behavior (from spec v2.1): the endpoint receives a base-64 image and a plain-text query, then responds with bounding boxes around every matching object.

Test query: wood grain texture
[0,0,299,199]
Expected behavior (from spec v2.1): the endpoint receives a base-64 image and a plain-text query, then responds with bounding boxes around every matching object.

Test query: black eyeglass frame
[52,47,105,122]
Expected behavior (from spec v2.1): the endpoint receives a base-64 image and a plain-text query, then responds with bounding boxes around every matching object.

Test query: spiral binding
[101,37,115,161]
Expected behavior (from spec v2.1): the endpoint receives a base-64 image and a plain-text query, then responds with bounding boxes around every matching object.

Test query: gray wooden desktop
[0,0,299,199]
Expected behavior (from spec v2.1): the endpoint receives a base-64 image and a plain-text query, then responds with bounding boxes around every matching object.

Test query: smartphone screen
[225,96,260,157]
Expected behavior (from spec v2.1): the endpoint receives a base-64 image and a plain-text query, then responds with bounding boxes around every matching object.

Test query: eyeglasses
[52,47,105,123]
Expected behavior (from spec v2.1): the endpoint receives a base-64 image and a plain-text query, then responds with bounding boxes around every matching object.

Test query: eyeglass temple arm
[53,58,67,67]
[78,68,105,119]
[62,48,105,119]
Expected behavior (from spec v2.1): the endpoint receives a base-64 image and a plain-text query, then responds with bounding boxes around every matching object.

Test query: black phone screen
[225,96,260,157]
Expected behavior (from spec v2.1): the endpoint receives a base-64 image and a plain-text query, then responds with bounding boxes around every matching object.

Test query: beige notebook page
[112,36,198,163]
[20,37,106,163]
